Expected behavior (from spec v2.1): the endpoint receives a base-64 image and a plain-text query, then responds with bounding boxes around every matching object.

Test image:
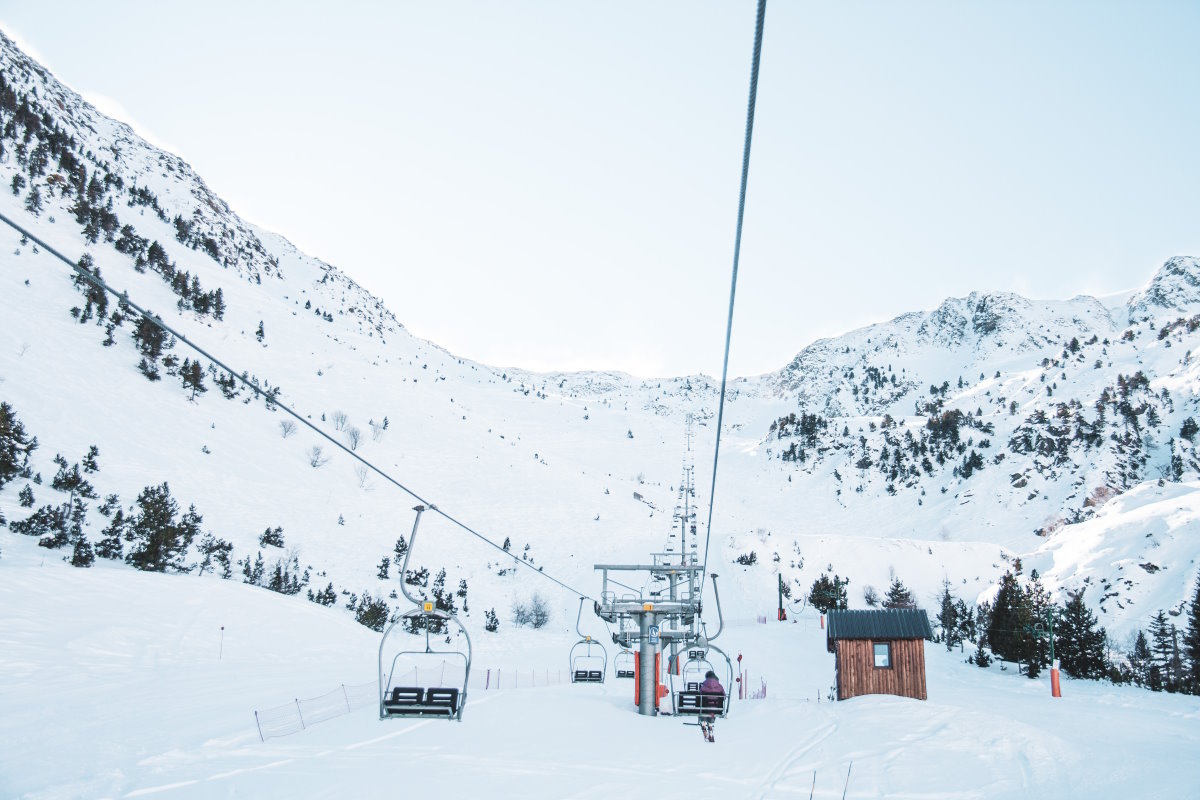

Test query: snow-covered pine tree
[377,557,390,580]
[0,403,38,491]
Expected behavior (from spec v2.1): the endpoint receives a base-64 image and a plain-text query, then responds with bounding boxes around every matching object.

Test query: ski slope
[2,535,1197,800]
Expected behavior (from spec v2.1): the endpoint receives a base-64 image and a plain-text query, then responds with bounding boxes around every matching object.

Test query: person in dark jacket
[699,670,724,695]
[696,670,724,742]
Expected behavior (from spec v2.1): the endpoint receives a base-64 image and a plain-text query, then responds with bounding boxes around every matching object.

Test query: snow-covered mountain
[1,24,1198,656]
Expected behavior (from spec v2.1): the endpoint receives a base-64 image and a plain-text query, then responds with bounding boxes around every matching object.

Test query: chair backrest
[390,687,423,704]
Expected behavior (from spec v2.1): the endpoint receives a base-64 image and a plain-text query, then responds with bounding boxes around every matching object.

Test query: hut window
[873,642,891,668]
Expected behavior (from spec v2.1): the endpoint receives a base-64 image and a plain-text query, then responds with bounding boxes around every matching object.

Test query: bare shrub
[331,411,348,431]
[346,426,361,450]
[279,420,296,438]
[354,464,370,489]
[308,446,328,468]
[370,422,384,442]
[512,593,551,628]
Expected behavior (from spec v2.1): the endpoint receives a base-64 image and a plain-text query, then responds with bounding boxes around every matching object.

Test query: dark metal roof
[826,609,933,644]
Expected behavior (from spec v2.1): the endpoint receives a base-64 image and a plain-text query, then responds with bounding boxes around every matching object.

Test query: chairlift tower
[593,561,708,716]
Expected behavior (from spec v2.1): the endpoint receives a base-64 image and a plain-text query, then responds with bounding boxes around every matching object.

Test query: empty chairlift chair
[569,597,607,683]
[614,649,636,679]
[379,505,472,721]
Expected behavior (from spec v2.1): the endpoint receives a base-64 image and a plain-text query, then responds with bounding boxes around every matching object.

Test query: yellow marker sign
[423,602,434,612]
[585,635,591,642]
[643,602,654,611]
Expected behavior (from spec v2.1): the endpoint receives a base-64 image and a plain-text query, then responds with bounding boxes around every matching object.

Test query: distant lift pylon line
[699,0,768,603]
[0,209,593,601]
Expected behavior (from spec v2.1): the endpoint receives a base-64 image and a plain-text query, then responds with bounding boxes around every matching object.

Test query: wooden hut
[826,609,933,701]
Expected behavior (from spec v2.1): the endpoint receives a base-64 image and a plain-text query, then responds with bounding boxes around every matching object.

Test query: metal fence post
[295,699,305,729]
[255,710,264,742]
[342,684,351,712]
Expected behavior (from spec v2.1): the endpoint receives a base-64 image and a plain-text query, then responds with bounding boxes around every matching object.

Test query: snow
[2,27,1200,799]
[3,539,1199,799]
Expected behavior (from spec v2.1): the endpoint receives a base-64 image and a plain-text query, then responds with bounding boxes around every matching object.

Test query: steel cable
[0,210,594,601]
[699,0,768,603]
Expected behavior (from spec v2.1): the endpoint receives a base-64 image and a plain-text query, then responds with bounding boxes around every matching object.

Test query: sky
[2,1,1199,378]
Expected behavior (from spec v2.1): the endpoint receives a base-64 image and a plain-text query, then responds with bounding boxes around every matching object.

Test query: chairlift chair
[614,649,636,679]
[670,644,732,718]
[379,505,472,721]
[569,597,607,683]
[669,574,732,718]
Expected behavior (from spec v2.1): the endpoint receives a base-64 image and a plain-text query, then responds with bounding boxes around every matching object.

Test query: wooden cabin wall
[835,639,927,701]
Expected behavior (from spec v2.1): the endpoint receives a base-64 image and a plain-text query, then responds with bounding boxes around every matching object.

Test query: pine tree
[457,578,469,614]
[24,185,42,215]
[1024,572,1054,677]
[1183,575,1200,694]
[181,358,207,400]
[807,573,849,613]
[393,535,408,561]
[124,483,201,572]
[936,581,961,650]
[308,582,338,606]
[197,533,233,578]
[259,526,285,547]
[1055,590,1108,679]
[354,593,389,631]
[242,551,266,585]
[377,557,390,580]
[1148,611,1178,692]
[973,638,992,667]
[82,445,100,473]
[484,608,500,632]
[69,528,95,568]
[987,571,1029,665]
[1129,630,1152,687]
[0,402,38,490]
[51,454,96,502]
[96,509,126,560]
[883,576,917,609]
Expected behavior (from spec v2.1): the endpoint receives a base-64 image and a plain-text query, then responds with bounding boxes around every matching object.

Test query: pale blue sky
[4,2,1198,377]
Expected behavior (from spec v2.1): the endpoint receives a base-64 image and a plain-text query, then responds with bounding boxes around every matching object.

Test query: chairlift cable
[699,0,768,602]
[0,209,594,601]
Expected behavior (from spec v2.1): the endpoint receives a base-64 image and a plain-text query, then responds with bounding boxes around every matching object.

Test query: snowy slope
[2,542,1199,799]
[3,24,1200,800]
[2,22,1199,642]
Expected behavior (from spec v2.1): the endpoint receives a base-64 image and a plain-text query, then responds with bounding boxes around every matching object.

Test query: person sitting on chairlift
[700,670,724,695]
